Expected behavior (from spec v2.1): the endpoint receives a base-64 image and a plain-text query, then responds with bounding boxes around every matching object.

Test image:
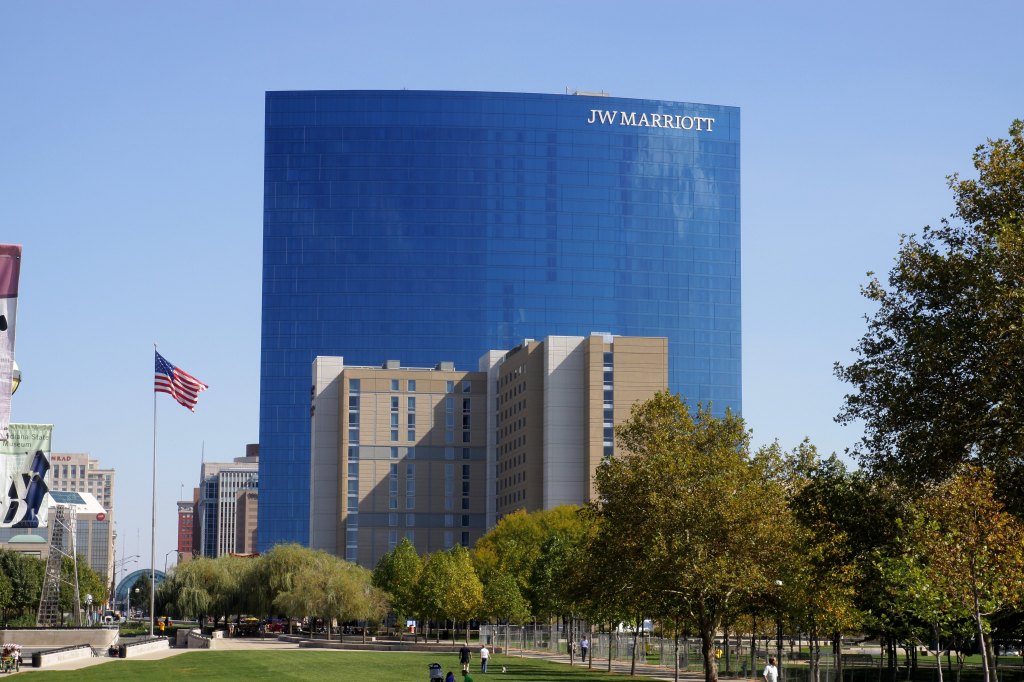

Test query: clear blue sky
[2,0,1022,572]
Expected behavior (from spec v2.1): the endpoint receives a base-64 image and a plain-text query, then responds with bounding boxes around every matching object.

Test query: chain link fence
[480,626,1023,682]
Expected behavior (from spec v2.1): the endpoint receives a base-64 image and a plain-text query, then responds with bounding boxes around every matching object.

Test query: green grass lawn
[27,650,654,681]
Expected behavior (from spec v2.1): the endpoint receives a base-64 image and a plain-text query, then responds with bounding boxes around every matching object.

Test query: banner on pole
[0,244,23,442]
[0,423,52,528]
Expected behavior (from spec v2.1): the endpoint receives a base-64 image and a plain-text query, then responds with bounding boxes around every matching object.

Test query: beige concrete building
[311,359,490,568]
[234,489,258,554]
[43,453,116,585]
[47,453,115,520]
[310,334,667,568]
[486,334,667,519]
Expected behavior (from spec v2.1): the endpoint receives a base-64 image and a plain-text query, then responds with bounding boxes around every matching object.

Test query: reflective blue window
[259,90,741,550]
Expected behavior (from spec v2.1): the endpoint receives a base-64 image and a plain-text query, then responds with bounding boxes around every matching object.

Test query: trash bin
[429,662,444,680]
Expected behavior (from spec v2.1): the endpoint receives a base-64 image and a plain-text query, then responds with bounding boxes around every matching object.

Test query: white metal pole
[150,344,157,637]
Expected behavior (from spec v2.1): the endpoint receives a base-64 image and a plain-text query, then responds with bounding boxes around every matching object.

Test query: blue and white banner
[0,423,52,528]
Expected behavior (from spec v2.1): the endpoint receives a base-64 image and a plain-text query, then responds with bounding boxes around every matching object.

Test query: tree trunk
[608,622,613,673]
[675,625,681,682]
[933,622,944,682]
[751,618,757,681]
[725,623,731,676]
[777,619,784,682]
[702,622,720,682]
[631,620,641,677]
[835,632,844,682]
[810,626,820,682]
[588,623,593,670]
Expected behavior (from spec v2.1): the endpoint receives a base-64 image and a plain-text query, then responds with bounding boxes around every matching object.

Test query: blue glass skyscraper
[260,90,740,549]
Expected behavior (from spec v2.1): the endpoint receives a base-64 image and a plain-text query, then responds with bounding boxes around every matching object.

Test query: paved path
[18,637,303,673]
[510,647,714,681]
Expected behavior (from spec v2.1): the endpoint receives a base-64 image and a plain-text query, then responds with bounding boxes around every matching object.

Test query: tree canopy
[592,391,790,681]
[836,120,1024,509]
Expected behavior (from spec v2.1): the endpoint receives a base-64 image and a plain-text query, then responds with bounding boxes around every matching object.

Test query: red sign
[96,513,106,521]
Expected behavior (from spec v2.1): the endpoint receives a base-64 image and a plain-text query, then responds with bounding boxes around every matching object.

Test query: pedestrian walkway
[19,643,189,673]
[510,646,715,681]
[19,636,302,673]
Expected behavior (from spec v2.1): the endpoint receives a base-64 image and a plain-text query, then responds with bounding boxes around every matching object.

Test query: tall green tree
[0,549,42,622]
[257,543,322,630]
[472,505,583,596]
[0,572,13,624]
[373,538,422,640]
[132,574,152,617]
[482,570,530,653]
[909,466,1024,682]
[784,448,865,682]
[836,120,1024,510]
[417,546,483,644]
[169,557,229,623]
[61,555,107,620]
[593,392,789,682]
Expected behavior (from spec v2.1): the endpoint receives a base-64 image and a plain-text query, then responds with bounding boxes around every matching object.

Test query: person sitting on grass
[445,672,455,682]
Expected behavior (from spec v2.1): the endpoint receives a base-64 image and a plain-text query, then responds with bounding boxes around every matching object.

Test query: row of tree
[367,396,1024,682]
[0,550,108,625]
[155,544,386,640]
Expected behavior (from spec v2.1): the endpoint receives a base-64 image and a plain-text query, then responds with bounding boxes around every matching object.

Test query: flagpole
[150,344,157,638]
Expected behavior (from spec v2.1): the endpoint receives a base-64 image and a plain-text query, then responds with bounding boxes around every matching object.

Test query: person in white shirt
[480,645,490,673]
[763,656,779,682]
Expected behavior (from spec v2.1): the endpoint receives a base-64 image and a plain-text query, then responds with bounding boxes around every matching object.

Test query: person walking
[459,644,472,674]
[580,636,589,662]
[763,656,779,682]
[480,644,490,673]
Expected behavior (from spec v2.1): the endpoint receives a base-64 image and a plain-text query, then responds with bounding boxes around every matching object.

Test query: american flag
[154,351,208,412]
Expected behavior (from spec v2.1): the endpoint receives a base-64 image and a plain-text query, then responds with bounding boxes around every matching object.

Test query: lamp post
[775,580,784,682]
[114,555,138,606]
[11,360,20,394]
[164,549,176,574]
[127,586,140,622]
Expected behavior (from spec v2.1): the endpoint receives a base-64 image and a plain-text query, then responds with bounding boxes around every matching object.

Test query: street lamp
[11,361,20,394]
[116,555,139,580]
[774,580,784,681]
[164,549,176,574]
[127,587,140,622]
